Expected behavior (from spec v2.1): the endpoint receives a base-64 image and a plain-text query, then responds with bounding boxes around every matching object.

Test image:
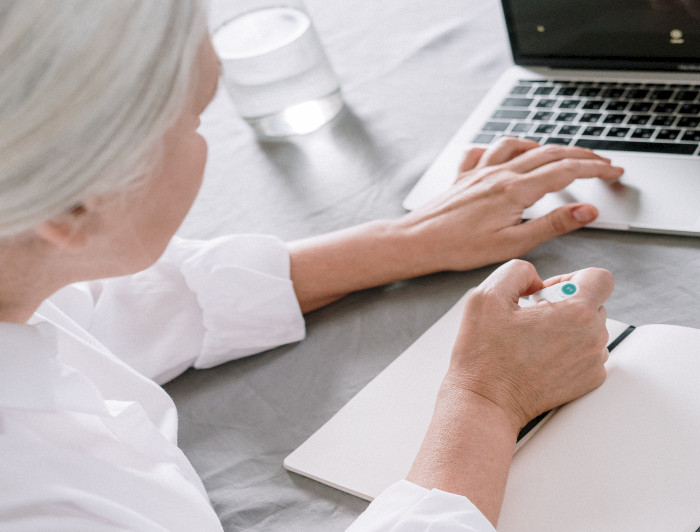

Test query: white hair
[0,0,208,237]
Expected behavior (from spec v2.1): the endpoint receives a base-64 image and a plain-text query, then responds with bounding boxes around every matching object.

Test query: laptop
[403,0,700,235]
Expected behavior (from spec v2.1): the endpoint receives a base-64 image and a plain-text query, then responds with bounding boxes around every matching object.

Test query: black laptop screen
[502,0,700,71]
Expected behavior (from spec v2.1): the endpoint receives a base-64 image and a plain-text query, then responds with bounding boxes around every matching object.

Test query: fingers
[457,138,540,180]
[568,267,615,308]
[435,139,626,273]
[458,141,624,208]
[511,202,599,251]
[505,150,622,249]
[455,260,612,426]
[532,266,615,309]
[478,259,544,304]
[517,158,624,206]
[504,143,613,174]
[484,262,614,308]
[457,147,486,175]
[474,137,540,168]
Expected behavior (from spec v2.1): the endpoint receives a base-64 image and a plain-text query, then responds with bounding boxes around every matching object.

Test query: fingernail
[572,205,596,224]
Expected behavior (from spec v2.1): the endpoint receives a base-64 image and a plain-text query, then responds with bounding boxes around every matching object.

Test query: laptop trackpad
[523,153,700,233]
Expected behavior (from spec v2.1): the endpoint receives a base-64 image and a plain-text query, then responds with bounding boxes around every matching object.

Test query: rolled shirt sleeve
[347,480,496,532]
[72,234,305,384]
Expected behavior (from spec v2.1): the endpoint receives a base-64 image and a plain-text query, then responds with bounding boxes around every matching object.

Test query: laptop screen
[502,0,700,72]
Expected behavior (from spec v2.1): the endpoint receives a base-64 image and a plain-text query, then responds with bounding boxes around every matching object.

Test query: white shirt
[0,235,491,531]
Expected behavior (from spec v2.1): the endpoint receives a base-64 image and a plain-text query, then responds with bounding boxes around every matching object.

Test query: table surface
[165,1,700,530]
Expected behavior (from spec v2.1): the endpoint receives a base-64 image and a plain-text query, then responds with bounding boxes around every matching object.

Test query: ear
[33,205,88,251]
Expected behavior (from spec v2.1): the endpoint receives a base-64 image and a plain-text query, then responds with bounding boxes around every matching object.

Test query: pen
[529,281,579,304]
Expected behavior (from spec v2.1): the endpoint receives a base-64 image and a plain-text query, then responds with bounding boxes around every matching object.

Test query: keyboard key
[629,101,653,112]
[607,127,630,138]
[534,86,554,95]
[681,130,700,142]
[556,87,578,96]
[679,103,700,114]
[510,85,532,95]
[654,102,679,114]
[555,112,577,122]
[524,136,543,143]
[536,99,557,108]
[656,128,681,140]
[473,133,496,144]
[627,114,651,125]
[582,126,605,136]
[559,99,580,109]
[532,111,554,121]
[502,97,534,107]
[580,113,602,123]
[626,89,649,99]
[678,116,700,128]
[603,114,626,124]
[601,88,625,98]
[535,124,557,134]
[545,137,572,145]
[606,101,629,111]
[511,122,533,133]
[631,128,655,139]
[492,109,530,120]
[580,88,601,97]
[557,125,581,136]
[652,115,676,127]
[675,90,699,101]
[650,89,674,100]
[483,122,510,132]
[582,100,605,110]
[575,138,697,155]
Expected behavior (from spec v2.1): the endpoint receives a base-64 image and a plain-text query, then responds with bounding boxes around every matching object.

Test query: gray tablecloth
[165,0,700,530]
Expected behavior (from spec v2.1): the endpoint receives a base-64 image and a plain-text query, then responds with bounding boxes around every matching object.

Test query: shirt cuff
[346,480,496,532]
[172,234,306,368]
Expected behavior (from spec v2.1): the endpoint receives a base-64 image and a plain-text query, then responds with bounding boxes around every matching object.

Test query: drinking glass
[211,0,343,138]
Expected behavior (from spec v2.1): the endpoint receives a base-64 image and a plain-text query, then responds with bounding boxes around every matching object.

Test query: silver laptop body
[404,0,700,235]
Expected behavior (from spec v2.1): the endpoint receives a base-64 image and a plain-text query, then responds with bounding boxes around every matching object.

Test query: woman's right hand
[407,260,613,525]
[445,259,614,432]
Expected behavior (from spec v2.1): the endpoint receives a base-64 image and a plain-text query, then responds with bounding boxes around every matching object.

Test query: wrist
[288,218,435,312]
[439,370,525,437]
[381,215,442,278]
[331,217,438,282]
[407,372,520,525]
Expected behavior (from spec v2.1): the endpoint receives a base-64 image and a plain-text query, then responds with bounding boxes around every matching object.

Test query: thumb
[520,203,598,246]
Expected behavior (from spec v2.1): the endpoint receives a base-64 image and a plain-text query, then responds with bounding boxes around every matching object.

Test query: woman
[0,1,617,530]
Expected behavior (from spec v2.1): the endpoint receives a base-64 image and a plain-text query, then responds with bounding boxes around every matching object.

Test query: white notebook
[285,293,700,531]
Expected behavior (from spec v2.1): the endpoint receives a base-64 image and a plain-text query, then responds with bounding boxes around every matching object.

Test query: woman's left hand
[393,137,624,274]
[289,138,623,312]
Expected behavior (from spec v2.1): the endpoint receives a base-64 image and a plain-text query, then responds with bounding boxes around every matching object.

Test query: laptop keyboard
[473,80,700,157]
